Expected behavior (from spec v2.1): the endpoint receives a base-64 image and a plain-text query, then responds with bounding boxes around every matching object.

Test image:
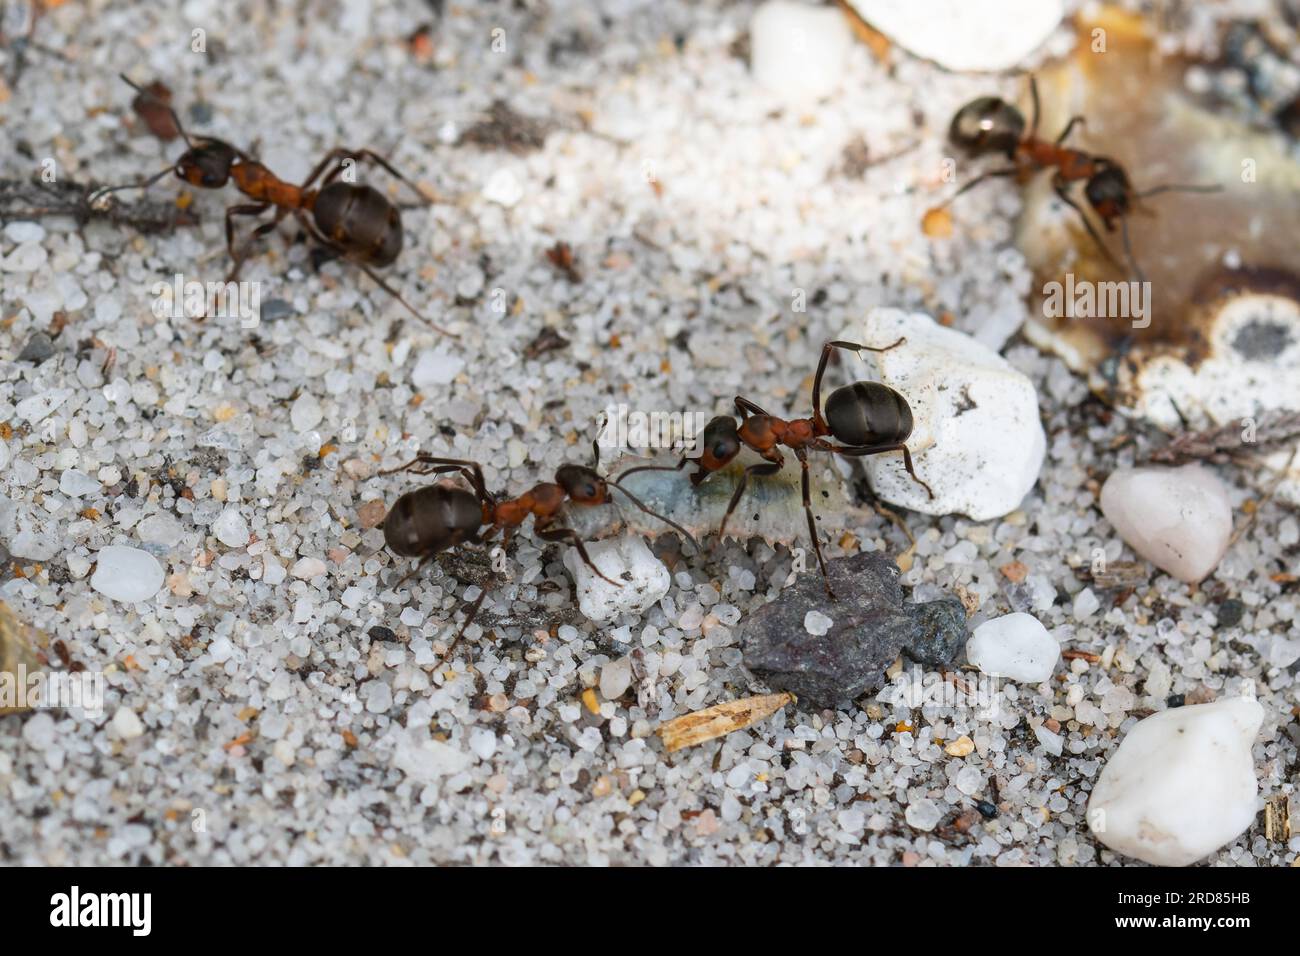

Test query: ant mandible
[945,77,1219,282]
[380,431,699,664]
[91,75,452,335]
[623,339,934,599]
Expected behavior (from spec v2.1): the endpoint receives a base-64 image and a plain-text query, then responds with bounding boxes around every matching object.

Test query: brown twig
[0,176,198,234]
[1146,411,1300,466]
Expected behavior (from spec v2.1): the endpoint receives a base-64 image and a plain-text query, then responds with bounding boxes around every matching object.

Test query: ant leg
[536,524,621,587]
[811,339,906,429]
[1029,75,1041,140]
[1055,116,1086,145]
[379,455,491,502]
[354,259,456,337]
[433,586,492,670]
[309,147,433,205]
[794,449,834,599]
[896,445,935,501]
[293,211,456,337]
[223,202,271,281]
[393,550,437,589]
[1051,177,1125,272]
[716,460,782,549]
[824,441,935,499]
[734,396,772,419]
[941,166,1019,208]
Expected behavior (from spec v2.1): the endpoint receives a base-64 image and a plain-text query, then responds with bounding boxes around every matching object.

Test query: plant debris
[658,692,793,753]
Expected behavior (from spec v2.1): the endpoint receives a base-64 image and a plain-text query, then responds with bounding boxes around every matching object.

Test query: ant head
[175,139,239,189]
[556,464,609,505]
[698,416,741,470]
[949,97,1025,158]
[1085,158,1134,228]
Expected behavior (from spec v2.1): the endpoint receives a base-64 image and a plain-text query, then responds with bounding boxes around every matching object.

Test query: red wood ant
[945,77,1219,282]
[622,340,933,599]
[379,434,698,663]
[91,75,451,335]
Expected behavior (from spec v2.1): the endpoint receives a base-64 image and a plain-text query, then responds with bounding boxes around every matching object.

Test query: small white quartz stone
[90,545,165,603]
[750,1,852,103]
[838,309,1046,520]
[563,535,670,623]
[1087,698,1264,866]
[843,0,1064,72]
[1100,464,1233,583]
[966,612,1059,683]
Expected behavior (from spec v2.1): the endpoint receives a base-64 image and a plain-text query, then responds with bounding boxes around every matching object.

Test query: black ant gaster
[380,435,698,664]
[92,75,451,334]
[623,340,933,599]
[946,77,1219,282]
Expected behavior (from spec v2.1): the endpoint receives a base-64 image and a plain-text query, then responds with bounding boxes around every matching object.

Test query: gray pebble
[742,552,966,709]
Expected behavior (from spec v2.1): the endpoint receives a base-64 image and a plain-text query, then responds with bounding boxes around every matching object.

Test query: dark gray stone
[742,552,968,709]
[903,596,967,668]
[1216,598,1245,628]
[259,298,294,322]
[16,332,55,364]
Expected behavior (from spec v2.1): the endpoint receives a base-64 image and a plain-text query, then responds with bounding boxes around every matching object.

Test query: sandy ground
[0,0,1297,865]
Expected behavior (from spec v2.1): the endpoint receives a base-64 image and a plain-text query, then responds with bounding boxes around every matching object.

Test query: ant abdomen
[313,182,404,266]
[948,96,1025,158]
[383,485,483,558]
[824,381,914,447]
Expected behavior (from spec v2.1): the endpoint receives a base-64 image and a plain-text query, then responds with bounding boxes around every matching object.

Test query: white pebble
[22,712,57,749]
[563,535,670,623]
[90,546,164,603]
[59,469,101,498]
[290,392,323,432]
[411,349,464,388]
[263,555,286,585]
[750,1,851,103]
[1100,464,1233,583]
[112,706,145,740]
[1,242,47,272]
[212,507,250,548]
[291,557,328,579]
[482,168,524,207]
[839,309,1045,520]
[1088,698,1263,866]
[803,610,833,636]
[468,728,497,761]
[844,0,1063,71]
[1033,722,1064,756]
[904,798,941,831]
[3,221,45,243]
[600,656,633,700]
[1072,587,1099,620]
[392,731,472,784]
[966,612,1059,683]
[137,513,183,547]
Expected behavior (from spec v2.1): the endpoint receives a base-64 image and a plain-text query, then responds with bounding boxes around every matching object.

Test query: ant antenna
[607,474,701,554]
[1137,182,1223,199]
[1119,217,1147,286]
[87,166,176,207]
